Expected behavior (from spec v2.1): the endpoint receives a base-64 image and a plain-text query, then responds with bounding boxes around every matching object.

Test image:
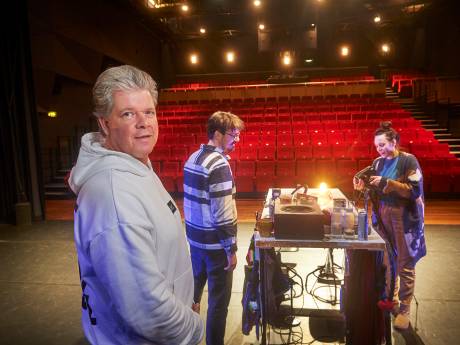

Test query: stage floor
[45,198,460,224]
[1,217,459,344]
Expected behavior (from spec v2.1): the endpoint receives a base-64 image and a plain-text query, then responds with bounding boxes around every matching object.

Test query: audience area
[150,94,460,196]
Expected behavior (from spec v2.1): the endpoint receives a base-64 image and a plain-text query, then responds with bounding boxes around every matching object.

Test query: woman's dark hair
[374,121,400,144]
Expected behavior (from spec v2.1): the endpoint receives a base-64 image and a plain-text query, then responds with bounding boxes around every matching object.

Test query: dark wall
[424,0,460,75]
[29,0,164,170]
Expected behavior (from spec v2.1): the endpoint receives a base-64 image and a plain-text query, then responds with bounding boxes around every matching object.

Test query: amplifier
[274,198,325,240]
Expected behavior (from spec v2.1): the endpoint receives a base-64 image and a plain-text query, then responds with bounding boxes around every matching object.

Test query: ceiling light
[48,111,57,118]
[258,23,265,30]
[190,54,198,64]
[311,23,315,28]
[199,27,206,34]
[282,52,292,66]
[181,4,189,12]
[381,43,390,54]
[305,59,313,63]
[226,51,235,63]
[146,0,156,8]
[340,45,349,57]
[254,0,261,8]
[283,55,291,66]
[374,15,381,23]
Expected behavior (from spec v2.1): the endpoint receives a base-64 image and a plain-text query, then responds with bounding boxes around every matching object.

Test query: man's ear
[97,117,109,136]
[212,130,224,141]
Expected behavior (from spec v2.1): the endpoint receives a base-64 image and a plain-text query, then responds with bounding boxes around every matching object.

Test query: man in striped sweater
[183,111,244,345]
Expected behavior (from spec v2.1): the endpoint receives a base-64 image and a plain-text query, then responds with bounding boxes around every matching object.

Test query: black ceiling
[129,0,432,41]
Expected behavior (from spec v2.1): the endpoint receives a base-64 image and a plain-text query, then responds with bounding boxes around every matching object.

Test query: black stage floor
[0,221,458,345]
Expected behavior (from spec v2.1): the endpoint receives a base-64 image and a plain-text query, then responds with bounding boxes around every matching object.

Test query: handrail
[161,79,385,92]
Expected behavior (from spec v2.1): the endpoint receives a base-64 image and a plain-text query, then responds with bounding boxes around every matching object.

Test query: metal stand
[305,248,343,305]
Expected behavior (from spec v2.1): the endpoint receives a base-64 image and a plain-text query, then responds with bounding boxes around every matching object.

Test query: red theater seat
[150,146,170,161]
[240,147,258,161]
[258,146,276,160]
[170,146,189,161]
[277,124,292,135]
[312,144,332,159]
[296,160,316,182]
[336,159,358,194]
[333,144,351,159]
[316,159,336,186]
[277,146,295,160]
[255,161,275,192]
[159,161,180,193]
[276,161,296,177]
[295,146,313,160]
[277,134,293,147]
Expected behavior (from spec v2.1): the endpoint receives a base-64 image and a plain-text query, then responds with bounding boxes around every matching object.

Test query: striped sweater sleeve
[208,159,237,254]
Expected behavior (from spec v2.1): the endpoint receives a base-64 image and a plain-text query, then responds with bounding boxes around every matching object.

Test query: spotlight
[311,23,316,28]
[199,27,206,34]
[340,45,349,57]
[190,53,198,64]
[374,15,381,23]
[258,23,265,30]
[181,4,189,12]
[254,0,261,7]
[48,111,57,118]
[146,0,156,8]
[305,58,313,63]
[226,51,235,63]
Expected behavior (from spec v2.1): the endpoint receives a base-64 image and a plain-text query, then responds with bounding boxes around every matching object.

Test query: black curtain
[0,0,44,223]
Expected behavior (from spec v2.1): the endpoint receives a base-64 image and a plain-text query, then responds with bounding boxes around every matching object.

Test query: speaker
[258,31,271,52]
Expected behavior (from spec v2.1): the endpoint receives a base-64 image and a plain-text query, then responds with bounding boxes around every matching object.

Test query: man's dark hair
[207,111,245,139]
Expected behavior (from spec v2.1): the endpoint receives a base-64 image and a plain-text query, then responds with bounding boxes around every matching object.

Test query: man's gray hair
[92,65,158,118]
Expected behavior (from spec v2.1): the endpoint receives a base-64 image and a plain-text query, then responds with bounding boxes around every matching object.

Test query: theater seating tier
[150,97,460,196]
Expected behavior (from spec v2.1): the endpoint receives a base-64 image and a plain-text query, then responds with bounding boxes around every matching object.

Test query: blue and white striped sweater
[183,145,237,253]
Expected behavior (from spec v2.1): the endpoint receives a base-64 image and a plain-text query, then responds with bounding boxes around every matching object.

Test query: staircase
[385,87,460,158]
[44,168,74,200]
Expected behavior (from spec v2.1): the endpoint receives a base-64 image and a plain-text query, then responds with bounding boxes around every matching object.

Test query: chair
[255,161,275,192]
[296,160,316,183]
[240,147,258,161]
[258,146,276,161]
[312,144,332,159]
[277,146,295,160]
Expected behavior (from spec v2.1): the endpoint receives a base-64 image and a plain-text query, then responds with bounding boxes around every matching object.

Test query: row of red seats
[310,75,375,82]
[170,80,266,90]
[153,158,460,194]
[158,94,390,107]
[151,142,454,164]
[158,99,401,113]
[158,112,411,126]
[154,158,460,177]
[156,119,423,136]
[160,107,405,119]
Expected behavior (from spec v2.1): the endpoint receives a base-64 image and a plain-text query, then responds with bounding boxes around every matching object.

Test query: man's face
[221,129,241,154]
[98,89,158,164]
[374,133,396,159]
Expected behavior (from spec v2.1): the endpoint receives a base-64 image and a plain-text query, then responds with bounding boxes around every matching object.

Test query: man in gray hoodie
[69,65,203,345]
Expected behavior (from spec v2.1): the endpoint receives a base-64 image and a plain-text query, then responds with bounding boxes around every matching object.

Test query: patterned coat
[371,151,427,263]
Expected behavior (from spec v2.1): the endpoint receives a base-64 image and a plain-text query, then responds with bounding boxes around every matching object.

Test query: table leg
[345,249,385,345]
[259,248,267,345]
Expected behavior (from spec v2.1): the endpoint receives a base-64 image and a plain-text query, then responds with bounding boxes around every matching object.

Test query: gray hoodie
[69,132,203,345]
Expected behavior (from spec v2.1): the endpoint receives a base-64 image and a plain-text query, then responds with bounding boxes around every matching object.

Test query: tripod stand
[305,248,343,305]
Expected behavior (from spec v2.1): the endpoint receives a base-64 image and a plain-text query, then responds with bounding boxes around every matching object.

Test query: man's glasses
[225,132,240,140]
